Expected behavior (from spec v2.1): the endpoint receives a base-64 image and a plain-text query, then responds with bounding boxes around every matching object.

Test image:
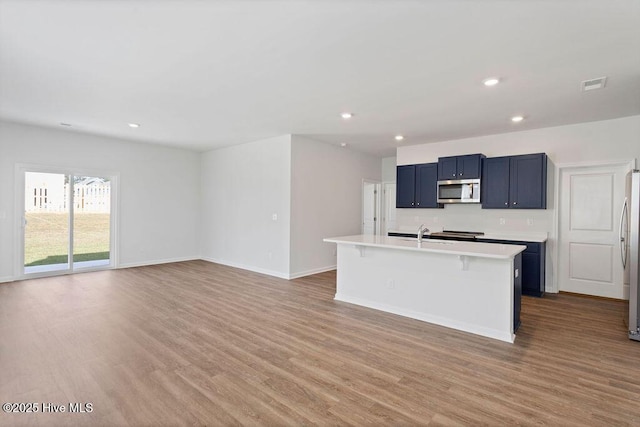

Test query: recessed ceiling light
[128,123,140,128]
[511,115,524,123]
[340,142,347,147]
[341,112,353,119]
[483,77,500,87]
[60,122,72,127]
[395,135,404,141]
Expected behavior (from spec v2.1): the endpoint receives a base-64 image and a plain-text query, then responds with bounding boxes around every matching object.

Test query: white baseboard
[0,259,336,283]
[200,257,290,279]
[118,256,200,269]
[288,265,336,279]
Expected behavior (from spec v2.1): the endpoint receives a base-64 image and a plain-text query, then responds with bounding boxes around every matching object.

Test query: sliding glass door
[22,168,114,276]
[24,171,70,274]
[72,176,111,270]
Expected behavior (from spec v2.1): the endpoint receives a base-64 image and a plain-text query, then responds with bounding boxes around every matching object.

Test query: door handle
[620,197,628,269]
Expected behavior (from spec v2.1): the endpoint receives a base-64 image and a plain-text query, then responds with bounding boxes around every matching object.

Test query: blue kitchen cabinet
[481,156,511,208]
[480,239,546,297]
[482,153,547,209]
[396,165,416,208]
[510,153,547,209]
[396,163,442,208]
[437,154,484,180]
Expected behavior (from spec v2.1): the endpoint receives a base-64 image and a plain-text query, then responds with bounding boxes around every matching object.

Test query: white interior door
[558,163,629,299]
[362,181,379,235]
[382,182,397,235]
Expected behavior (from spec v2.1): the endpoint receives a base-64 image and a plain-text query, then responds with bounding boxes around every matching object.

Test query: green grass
[25,212,110,266]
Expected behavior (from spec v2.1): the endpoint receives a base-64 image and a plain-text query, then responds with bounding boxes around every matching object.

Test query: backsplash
[394,203,553,235]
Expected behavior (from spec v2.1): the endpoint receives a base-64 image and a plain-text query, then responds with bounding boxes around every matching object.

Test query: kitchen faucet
[417,224,430,243]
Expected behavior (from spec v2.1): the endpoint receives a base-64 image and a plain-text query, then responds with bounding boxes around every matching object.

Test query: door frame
[14,163,120,280]
[553,159,636,295]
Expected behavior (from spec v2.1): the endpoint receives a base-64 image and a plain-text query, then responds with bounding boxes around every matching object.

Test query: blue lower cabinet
[481,239,545,297]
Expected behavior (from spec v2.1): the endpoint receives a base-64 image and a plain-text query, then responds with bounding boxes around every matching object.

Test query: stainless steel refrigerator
[624,170,640,340]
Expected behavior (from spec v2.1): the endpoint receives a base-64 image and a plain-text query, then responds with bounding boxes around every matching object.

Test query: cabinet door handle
[417,202,420,206]
[411,202,414,206]
[460,172,463,176]
[504,202,508,206]
[513,201,517,205]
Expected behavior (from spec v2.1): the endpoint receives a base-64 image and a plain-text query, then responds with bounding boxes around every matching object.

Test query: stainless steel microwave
[437,178,481,203]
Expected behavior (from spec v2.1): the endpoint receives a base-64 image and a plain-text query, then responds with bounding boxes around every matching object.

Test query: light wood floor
[1,260,640,426]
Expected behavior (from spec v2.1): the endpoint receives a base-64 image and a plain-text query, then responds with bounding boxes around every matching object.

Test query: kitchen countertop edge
[324,235,526,259]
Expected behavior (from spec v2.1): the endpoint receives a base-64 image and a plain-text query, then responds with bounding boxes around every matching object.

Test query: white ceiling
[1,0,639,158]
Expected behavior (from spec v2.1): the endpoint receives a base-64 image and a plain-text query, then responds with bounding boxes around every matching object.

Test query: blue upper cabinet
[396,163,442,208]
[481,156,511,208]
[457,154,483,179]
[415,163,439,208]
[437,157,458,180]
[482,153,547,209]
[509,153,547,209]
[437,154,484,180]
[396,165,416,208]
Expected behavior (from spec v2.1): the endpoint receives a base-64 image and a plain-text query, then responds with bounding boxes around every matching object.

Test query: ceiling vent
[581,77,607,92]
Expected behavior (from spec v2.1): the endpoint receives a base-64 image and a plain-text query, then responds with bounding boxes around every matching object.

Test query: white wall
[200,135,292,278]
[381,156,397,182]
[0,121,201,281]
[397,115,640,165]
[395,115,640,291]
[290,136,381,278]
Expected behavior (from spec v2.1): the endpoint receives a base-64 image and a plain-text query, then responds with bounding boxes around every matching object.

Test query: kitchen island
[323,235,526,343]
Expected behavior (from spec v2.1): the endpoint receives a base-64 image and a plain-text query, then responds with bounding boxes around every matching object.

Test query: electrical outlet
[272,213,278,221]
[527,218,534,226]
[499,218,506,225]
[386,279,395,289]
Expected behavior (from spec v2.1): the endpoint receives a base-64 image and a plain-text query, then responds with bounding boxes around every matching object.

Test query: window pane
[24,172,70,273]
[73,176,111,269]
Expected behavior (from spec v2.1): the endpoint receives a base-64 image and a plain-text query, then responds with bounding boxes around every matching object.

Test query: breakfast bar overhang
[324,235,526,343]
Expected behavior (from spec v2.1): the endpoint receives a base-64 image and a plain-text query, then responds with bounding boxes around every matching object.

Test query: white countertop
[324,234,526,259]
[386,229,547,243]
